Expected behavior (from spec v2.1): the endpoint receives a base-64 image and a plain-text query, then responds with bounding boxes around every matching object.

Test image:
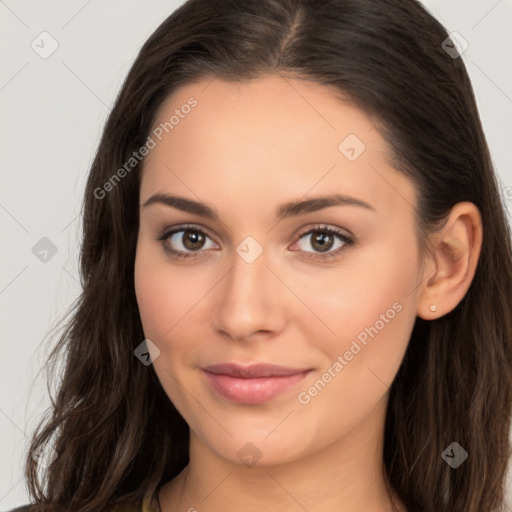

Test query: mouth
[202,363,313,404]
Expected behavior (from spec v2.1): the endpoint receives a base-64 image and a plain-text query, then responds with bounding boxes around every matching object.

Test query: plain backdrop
[1,1,511,510]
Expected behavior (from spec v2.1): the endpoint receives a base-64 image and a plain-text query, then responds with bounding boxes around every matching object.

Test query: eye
[156,223,355,261]
[157,224,218,259]
[290,225,355,260]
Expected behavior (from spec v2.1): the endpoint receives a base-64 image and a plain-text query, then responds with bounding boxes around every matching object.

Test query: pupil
[313,232,333,252]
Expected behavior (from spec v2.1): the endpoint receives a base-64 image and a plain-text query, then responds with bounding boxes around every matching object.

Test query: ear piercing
[429,304,437,312]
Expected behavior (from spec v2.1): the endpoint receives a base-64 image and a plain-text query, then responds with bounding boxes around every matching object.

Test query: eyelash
[156,223,356,262]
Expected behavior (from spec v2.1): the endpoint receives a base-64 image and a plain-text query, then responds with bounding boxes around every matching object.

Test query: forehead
[140,74,415,218]
[148,74,378,149]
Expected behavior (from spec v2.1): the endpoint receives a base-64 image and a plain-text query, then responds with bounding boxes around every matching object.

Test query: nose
[210,247,287,342]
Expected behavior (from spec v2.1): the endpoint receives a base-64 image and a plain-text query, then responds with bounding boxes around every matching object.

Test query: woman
[12,0,512,511]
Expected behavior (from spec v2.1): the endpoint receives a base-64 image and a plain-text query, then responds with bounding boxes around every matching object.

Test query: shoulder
[4,502,148,512]
[5,495,159,512]
[106,497,159,512]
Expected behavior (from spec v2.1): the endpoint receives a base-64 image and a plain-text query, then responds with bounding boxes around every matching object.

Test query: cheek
[287,237,419,408]
[292,268,417,441]
[134,244,201,408]
[134,248,171,341]
[134,242,217,374]
[290,241,417,343]
[135,243,197,338]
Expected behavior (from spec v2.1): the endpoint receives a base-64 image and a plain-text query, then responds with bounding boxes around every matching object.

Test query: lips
[203,363,310,378]
[202,363,312,404]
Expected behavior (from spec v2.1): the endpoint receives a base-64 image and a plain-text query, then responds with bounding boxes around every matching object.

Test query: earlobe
[417,202,483,320]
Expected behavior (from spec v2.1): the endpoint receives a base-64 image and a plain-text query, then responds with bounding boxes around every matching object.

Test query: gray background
[1,1,511,509]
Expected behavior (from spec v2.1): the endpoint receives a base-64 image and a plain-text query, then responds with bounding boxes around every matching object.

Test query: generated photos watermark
[94,97,198,200]
[297,301,403,405]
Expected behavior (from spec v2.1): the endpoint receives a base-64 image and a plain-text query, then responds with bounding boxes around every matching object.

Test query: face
[134,74,422,466]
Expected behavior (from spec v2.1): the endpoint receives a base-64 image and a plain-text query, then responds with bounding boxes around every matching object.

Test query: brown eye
[296,228,347,254]
[159,225,218,257]
[291,225,355,261]
[182,230,206,250]
[310,231,335,252]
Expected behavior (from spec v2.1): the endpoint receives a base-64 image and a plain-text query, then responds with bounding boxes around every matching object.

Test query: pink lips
[202,363,312,404]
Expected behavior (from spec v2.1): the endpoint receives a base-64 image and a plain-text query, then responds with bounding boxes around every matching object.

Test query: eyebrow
[142,193,375,219]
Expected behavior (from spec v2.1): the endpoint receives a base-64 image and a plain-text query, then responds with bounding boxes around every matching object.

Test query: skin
[134,74,482,512]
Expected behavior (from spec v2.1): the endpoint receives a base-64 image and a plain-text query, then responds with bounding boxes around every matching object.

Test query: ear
[417,202,483,320]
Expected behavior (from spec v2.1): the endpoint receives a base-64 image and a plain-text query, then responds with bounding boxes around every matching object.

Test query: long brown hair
[25,1,512,511]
